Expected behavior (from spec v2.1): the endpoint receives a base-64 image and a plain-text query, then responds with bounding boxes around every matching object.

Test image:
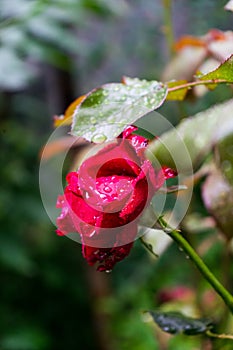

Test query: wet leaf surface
[148,311,213,335]
[71,77,167,142]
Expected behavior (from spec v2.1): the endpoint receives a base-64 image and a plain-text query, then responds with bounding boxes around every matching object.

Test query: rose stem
[158,217,233,314]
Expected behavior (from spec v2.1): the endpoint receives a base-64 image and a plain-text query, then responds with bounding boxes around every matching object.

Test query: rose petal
[56,195,77,235]
[82,224,135,271]
[56,125,178,271]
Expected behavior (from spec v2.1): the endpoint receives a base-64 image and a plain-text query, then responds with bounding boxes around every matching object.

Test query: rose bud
[56,126,177,271]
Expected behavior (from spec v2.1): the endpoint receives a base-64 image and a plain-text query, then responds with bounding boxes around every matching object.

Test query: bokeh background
[1,1,232,349]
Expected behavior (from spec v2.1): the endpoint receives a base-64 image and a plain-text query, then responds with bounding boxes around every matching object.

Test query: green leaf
[147,99,233,173]
[166,80,188,101]
[197,54,233,88]
[148,311,213,335]
[71,77,167,142]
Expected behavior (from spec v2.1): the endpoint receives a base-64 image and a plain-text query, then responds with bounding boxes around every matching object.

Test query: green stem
[158,217,233,314]
[206,330,233,340]
[167,78,230,92]
[162,0,175,57]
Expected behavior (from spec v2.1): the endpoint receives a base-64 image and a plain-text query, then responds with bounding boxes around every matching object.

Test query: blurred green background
[0,1,232,349]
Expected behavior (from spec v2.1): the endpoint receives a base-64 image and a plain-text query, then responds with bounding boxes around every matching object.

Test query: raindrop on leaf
[91,134,107,143]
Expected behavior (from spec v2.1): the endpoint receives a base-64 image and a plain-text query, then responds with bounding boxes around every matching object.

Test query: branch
[167,78,231,93]
[206,330,233,340]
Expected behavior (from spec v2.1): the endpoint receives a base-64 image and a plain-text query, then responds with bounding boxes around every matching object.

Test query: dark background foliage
[0,1,232,349]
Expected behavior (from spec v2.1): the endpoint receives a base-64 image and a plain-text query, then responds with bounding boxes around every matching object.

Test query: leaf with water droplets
[91,134,107,143]
[71,77,167,142]
[147,311,213,335]
[147,99,233,173]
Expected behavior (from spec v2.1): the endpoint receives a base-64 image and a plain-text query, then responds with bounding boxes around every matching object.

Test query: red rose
[56,126,176,271]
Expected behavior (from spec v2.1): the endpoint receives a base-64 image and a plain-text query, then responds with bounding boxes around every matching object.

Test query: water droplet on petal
[84,191,90,199]
[104,186,111,193]
[163,167,177,179]
[89,230,96,237]
[92,134,107,143]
